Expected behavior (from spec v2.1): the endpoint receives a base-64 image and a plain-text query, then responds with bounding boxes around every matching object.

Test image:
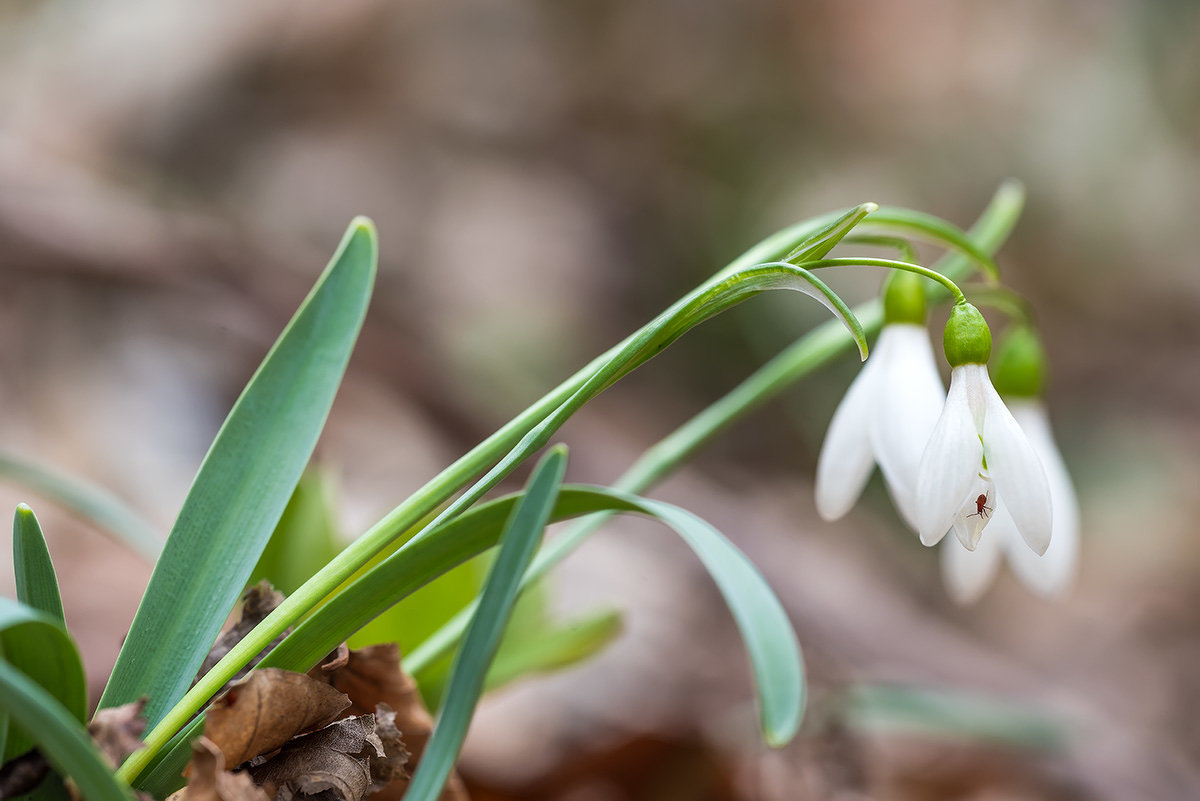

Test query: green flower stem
[117,210,854,785]
[859,207,1004,282]
[405,180,1025,676]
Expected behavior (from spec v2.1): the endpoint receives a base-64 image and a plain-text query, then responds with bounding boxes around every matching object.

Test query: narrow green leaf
[841,684,1064,750]
[404,446,566,801]
[131,482,785,794]
[368,182,1025,760]
[0,452,161,561]
[0,660,134,801]
[0,598,87,762]
[98,218,378,726]
[285,484,800,747]
[259,488,642,676]
[630,495,802,746]
[249,468,344,596]
[13,504,65,624]
[124,210,866,777]
[482,607,622,692]
[780,202,877,265]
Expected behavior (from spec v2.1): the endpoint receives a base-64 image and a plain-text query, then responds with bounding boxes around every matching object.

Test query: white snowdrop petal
[870,325,945,530]
[1005,402,1080,595]
[916,368,983,546]
[941,532,1003,604]
[981,380,1053,555]
[815,349,883,521]
[958,363,992,431]
[951,472,992,550]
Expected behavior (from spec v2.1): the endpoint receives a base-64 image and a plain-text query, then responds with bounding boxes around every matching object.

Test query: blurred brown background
[1,1,1198,799]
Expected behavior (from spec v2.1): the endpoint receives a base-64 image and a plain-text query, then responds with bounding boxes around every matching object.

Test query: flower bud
[882,270,927,325]
[942,302,992,366]
[991,325,1046,398]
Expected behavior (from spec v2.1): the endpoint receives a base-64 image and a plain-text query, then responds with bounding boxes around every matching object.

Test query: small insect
[967,492,993,519]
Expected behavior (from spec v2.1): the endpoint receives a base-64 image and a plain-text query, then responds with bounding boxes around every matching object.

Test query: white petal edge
[1004,402,1080,596]
[814,346,884,521]
[870,324,946,531]
[916,366,984,546]
[980,377,1053,555]
[941,532,1003,604]
[951,472,993,551]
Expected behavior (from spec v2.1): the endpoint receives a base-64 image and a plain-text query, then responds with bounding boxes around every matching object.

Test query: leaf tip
[762,701,805,750]
[349,215,378,240]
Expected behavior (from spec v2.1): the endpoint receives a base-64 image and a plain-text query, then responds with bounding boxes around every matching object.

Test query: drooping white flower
[914,305,1053,555]
[939,326,1080,603]
[815,273,944,529]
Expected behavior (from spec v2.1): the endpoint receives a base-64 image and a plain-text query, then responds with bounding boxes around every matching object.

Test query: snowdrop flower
[941,327,1079,602]
[816,272,945,529]
[915,304,1053,555]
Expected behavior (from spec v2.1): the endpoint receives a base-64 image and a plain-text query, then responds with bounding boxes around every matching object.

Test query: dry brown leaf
[196,581,288,689]
[87,698,148,768]
[307,643,350,680]
[318,644,468,801]
[247,714,384,801]
[205,668,351,767]
[320,645,430,745]
[166,738,270,801]
[367,705,410,794]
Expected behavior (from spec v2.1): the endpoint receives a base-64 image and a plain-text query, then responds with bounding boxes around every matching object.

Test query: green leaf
[125,211,869,777]
[286,484,801,747]
[132,480,795,794]
[841,684,1064,751]
[258,488,641,675]
[403,446,566,801]
[12,504,65,624]
[0,451,161,561]
[0,660,134,801]
[98,218,378,726]
[0,598,87,762]
[779,203,878,265]
[249,467,344,596]
[483,607,622,692]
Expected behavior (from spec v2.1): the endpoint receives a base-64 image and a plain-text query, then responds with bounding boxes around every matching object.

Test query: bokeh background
[1,1,1199,799]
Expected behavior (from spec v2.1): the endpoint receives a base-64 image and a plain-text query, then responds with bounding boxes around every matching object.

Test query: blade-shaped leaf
[403,446,566,801]
[125,212,874,776]
[0,451,161,561]
[131,482,792,794]
[483,607,622,692]
[13,504,65,624]
[249,467,344,596]
[841,684,1063,750]
[0,660,134,801]
[287,484,801,746]
[780,203,877,265]
[98,217,377,726]
[0,598,87,762]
